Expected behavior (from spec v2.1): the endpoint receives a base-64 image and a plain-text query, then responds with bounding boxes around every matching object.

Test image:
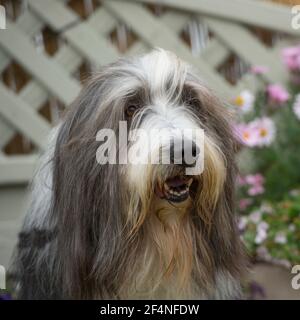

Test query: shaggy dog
[10,49,245,299]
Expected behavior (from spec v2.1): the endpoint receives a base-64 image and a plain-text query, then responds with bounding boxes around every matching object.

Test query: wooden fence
[0,0,299,185]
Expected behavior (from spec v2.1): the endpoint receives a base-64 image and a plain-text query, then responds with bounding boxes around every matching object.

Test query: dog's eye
[125,105,139,119]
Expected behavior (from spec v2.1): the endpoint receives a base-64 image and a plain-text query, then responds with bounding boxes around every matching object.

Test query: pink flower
[243,173,265,196]
[234,118,275,147]
[267,84,290,104]
[251,117,276,147]
[245,173,264,186]
[235,118,275,147]
[282,46,300,71]
[248,185,265,196]
[250,65,269,75]
[233,123,259,147]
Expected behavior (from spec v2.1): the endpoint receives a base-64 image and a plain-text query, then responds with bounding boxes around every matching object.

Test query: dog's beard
[118,133,227,299]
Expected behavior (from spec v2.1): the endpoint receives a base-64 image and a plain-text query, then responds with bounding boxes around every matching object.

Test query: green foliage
[241,191,300,265]
[250,102,300,201]
[235,58,300,265]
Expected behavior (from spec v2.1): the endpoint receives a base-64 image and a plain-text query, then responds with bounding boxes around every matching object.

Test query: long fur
[9,49,246,299]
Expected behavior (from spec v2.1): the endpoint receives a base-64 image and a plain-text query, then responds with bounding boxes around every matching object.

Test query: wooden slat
[0,44,83,149]
[160,10,190,32]
[88,7,118,35]
[16,10,45,36]
[64,23,119,67]
[0,116,14,150]
[27,0,80,32]
[0,51,10,74]
[123,10,230,68]
[104,0,234,97]
[29,0,120,67]
[0,5,110,150]
[0,1,91,149]
[0,85,50,149]
[203,16,289,84]
[130,0,298,35]
[0,155,38,185]
[0,20,81,106]
[19,45,82,109]
[0,10,44,73]
[199,38,230,69]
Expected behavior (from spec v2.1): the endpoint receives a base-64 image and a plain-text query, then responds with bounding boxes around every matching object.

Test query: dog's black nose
[170,140,199,167]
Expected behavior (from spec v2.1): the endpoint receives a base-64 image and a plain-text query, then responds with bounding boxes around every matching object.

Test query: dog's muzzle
[154,140,200,203]
[155,175,194,203]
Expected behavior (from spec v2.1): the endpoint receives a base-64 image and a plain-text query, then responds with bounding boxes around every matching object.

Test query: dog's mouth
[155,176,194,203]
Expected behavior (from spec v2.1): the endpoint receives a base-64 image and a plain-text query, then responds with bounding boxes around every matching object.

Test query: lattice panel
[0,0,298,184]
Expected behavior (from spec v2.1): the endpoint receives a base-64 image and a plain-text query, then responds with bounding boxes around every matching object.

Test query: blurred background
[0,0,300,299]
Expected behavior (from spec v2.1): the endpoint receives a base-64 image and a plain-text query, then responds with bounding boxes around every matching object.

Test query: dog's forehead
[139,49,185,73]
[137,49,188,95]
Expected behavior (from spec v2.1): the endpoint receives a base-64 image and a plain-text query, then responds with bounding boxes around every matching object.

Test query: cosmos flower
[244,173,265,196]
[233,90,255,113]
[234,122,259,147]
[245,173,264,186]
[248,185,265,196]
[282,46,300,71]
[251,117,276,147]
[234,118,275,148]
[267,84,290,104]
[292,94,300,120]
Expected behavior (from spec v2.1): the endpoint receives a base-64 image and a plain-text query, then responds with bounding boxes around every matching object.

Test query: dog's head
[53,49,245,298]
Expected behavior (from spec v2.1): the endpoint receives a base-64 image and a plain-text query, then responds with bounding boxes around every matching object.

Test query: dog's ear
[206,96,246,280]
[51,77,125,299]
[189,83,246,279]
